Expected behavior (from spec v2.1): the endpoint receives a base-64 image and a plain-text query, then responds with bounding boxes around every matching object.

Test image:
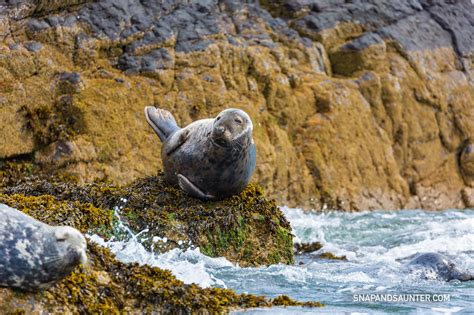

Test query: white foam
[431,307,464,314]
[86,205,473,313]
[88,233,232,288]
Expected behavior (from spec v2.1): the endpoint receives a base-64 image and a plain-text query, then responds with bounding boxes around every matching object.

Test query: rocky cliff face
[1,0,473,210]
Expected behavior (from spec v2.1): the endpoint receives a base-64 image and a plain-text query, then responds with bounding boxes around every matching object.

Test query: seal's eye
[216,116,221,121]
[56,238,66,242]
[234,118,242,124]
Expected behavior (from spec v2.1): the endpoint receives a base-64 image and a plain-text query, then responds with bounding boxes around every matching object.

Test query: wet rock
[1,174,294,267]
[0,241,317,313]
[294,241,323,254]
[317,252,347,261]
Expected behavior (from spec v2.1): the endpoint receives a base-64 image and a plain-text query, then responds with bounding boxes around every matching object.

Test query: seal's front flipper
[177,174,215,200]
[144,106,180,142]
[165,129,189,156]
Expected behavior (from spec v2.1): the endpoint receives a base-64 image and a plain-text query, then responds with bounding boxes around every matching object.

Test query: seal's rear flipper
[145,106,180,142]
[177,174,215,200]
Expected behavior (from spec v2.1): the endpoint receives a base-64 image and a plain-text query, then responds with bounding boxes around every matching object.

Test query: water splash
[88,206,474,314]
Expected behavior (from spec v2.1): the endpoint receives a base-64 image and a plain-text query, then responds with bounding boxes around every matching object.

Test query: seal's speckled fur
[0,204,87,291]
[145,107,256,200]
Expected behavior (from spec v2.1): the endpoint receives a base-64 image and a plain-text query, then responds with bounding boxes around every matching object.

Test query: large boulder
[1,173,294,267]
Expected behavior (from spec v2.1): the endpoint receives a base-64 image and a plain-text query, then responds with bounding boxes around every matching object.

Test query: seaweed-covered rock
[0,174,318,313]
[1,173,294,267]
[0,242,320,313]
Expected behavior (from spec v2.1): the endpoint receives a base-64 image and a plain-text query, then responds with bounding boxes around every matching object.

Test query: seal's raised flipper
[177,174,215,200]
[145,106,180,142]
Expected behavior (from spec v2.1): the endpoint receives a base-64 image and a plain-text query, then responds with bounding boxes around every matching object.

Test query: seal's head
[408,252,474,282]
[212,108,253,147]
[52,226,87,267]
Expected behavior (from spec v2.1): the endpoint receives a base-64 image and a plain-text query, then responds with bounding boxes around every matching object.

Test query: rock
[56,72,84,94]
[0,174,319,312]
[330,32,387,76]
[0,0,473,210]
[460,142,474,185]
[317,252,347,261]
[23,41,43,52]
[1,174,294,267]
[461,188,474,208]
[294,241,323,254]
[0,242,318,313]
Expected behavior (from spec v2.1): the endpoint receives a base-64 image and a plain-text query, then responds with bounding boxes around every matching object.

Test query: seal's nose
[216,126,226,135]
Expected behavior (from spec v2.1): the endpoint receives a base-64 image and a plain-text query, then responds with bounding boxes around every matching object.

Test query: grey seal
[144,106,256,200]
[0,204,87,291]
[407,252,473,282]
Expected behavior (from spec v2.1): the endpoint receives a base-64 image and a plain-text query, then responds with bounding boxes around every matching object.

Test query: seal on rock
[144,106,256,200]
[407,252,473,282]
[0,204,87,291]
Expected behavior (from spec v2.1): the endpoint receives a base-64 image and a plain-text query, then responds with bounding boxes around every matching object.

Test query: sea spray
[89,206,474,314]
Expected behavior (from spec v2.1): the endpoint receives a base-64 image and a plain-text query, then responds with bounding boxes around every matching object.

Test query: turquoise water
[90,207,474,314]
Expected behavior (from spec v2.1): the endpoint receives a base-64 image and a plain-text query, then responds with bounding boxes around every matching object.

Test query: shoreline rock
[0,242,321,313]
[0,174,322,312]
[1,173,294,267]
[1,1,473,210]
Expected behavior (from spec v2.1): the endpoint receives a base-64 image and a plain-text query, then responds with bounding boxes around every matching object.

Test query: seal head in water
[407,252,473,282]
[145,106,256,200]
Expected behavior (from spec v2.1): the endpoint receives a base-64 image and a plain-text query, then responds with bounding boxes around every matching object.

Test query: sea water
[89,207,474,314]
